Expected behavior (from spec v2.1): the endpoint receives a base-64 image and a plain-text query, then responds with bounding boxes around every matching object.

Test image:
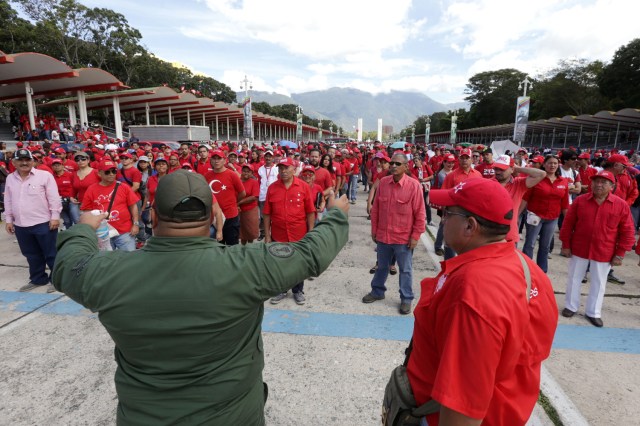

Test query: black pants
[222,215,240,246]
[14,222,57,285]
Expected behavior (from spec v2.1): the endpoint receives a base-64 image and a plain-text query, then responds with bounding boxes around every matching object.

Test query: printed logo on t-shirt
[435,274,448,293]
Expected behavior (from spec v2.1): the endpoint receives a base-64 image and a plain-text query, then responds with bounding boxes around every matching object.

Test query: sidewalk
[1,187,639,425]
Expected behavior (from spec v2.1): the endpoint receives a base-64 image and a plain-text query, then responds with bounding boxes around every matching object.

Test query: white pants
[565,255,611,318]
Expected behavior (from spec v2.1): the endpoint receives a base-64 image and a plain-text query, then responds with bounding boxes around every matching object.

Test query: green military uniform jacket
[53,208,349,425]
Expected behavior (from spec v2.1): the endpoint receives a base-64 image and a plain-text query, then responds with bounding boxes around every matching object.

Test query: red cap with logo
[608,154,633,166]
[430,178,513,226]
[578,153,591,159]
[98,159,117,171]
[591,170,615,184]
[210,150,225,158]
[444,154,456,162]
[492,154,514,170]
[278,158,295,167]
[301,165,316,174]
[459,148,472,157]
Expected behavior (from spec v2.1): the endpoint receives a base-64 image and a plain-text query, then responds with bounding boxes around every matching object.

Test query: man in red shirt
[363,153,425,315]
[54,148,79,173]
[238,164,260,244]
[194,145,212,175]
[81,159,139,251]
[560,171,635,327]
[441,148,482,189]
[204,150,246,245]
[52,159,76,230]
[264,158,315,305]
[492,155,545,245]
[308,148,333,196]
[577,153,596,194]
[474,147,496,178]
[400,178,557,426]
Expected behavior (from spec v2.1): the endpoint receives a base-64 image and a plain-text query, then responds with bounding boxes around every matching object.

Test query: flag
[296,113,303,141]
[513,96,530,144]
[243,97,253,139]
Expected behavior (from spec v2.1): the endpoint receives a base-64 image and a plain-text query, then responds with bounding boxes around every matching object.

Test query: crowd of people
[3,131,640,424]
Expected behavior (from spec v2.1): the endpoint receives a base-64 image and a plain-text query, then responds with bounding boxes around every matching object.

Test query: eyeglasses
[472,155,480,158]
[389,161,405,166]
[103,169,118,175]
[443,208,469,221]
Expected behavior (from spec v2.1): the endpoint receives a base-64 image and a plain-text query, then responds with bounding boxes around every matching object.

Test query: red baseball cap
[578,153,590,159]
[98,159,118,171]
[51,159,63,165]
[531,155,545,164]
[591,170,615,184]
[459,148,472,157]
[278,158,295,167]
[210,150,225,158]
[444,154,456,162]
[430,178,513,226]
[608,154,633,166]
[301,165,316,174]
[54,148,66,154]
[120,152,133,159]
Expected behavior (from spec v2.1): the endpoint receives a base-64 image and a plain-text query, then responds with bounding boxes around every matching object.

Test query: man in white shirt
[257,150,278,239]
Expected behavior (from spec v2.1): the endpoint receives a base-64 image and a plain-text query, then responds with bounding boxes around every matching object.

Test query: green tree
[531,59,609,118]
[85,7,143,71]
[599,38,640,109]
[464,68,527,127]
[0,1,41,53]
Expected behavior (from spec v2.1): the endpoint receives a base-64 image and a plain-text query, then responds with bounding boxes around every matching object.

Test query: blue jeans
[523,218,558,273]
[110,232,136,251]
[348,174,358,201]
[69,202,81,224]
[631,206,640,230]
[14,222,57,285]
[434,222,444,251]
[370,243,414,302]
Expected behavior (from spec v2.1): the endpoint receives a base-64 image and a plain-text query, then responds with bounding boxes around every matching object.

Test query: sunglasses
[443,208,470,220]
[103,169,118,175]
[389,161,405,166]
[74,157,88,161]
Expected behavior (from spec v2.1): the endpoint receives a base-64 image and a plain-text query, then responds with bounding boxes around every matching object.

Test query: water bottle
[92,210,112,251]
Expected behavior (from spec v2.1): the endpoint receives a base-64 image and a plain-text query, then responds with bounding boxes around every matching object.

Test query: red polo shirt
[613,172,639,206]
[371,174,425,243]
[441,167,482,189]
[53,170,74,197]
[240,177,259,211]
[195,159,212,176]
[264,177,314,242]
[559,192,635,261]
[407,243,557,425]
[523,176,569,219]
[204,169,245,219]
[578,166,597,193]
[475,162,496,178]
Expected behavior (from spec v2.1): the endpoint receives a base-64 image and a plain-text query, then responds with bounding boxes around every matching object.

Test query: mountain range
[236,88,468,131]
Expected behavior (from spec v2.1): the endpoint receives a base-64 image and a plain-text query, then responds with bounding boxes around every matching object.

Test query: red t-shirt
[72,169,101,204]
[62,158,79,173]
[204,169,245,219]
[195,160,213,176]
[54,171,74,197]
[117,166,142,201]
[408,243,557,425]
[523,176,569,219]
[314,167,333,191]
[81,182,138,234]
[501,176,529,243]
[240,177,259,211]
[264,177,315,242]
[475,162,496,179]
[332,161,344,178]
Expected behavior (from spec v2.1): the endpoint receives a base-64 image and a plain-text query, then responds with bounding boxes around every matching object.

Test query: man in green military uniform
[53,170,350,425]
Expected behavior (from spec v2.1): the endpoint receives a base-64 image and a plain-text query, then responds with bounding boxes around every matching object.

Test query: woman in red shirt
[522,154,569,272]
[70,151,100,224]
[410,156,434,226]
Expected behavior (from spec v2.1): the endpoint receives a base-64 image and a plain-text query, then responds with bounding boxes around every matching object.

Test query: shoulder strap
[121,168,133,185]
[106,182,120,214]
[515,251,532,303]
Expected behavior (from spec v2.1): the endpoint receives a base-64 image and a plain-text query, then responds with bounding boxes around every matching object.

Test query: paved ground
[1,185,639,425]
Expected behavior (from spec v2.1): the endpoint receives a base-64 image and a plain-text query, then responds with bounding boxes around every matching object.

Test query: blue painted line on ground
[2,291,640,354]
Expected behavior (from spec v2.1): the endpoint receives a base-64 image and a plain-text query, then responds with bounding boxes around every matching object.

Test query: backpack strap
[515,251,532,303]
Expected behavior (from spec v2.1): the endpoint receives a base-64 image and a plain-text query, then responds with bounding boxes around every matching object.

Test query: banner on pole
[513,96,530,144]
[357,118,363,142]
[377,119,382,142]
[243,97,253,139]
[296,113,303,140]
[450,115,457,144]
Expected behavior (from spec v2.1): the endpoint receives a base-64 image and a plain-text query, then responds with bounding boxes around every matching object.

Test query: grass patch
[538,391,563,426]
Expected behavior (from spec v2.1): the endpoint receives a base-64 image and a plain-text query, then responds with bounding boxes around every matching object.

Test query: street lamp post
[425,116,431,145]
[411,125,416,145]
[449,110,458,145]
[518,76,533,97]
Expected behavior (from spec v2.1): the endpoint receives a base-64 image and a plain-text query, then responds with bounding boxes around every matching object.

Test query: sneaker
[607,273,625,285]
[435,248,444,256]
[46,283,57,293]
[19,282,41,292]
[399,302,412,315]
[561,308,575,318]
[270,292,287,304]
[362,292,385,303]
[293,292,306,305]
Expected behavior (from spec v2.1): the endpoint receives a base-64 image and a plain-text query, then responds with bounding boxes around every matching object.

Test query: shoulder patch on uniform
[268,243,295,258]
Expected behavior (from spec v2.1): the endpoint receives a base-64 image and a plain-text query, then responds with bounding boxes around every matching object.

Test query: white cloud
[180,0,424,60]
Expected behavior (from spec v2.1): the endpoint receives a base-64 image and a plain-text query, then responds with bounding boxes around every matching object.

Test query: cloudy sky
[80,0,638,104]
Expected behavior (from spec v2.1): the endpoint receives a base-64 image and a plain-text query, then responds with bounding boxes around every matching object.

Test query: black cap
[155,170,212,222]
[15,149,33,160]
[483,147,492,154]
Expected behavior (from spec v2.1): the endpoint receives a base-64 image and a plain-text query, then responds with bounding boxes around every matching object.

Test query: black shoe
[369,265,377,274]
[581,276,588,283]
[561,308,575,318]
[586,315,603,327]
[399,302,412,315]
[607,273,625,285]
[362,292,385,303]
[435,248,444,256]
[389,266,397,275]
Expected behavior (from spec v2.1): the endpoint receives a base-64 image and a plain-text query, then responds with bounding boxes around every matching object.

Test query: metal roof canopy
[0,67,127,102]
